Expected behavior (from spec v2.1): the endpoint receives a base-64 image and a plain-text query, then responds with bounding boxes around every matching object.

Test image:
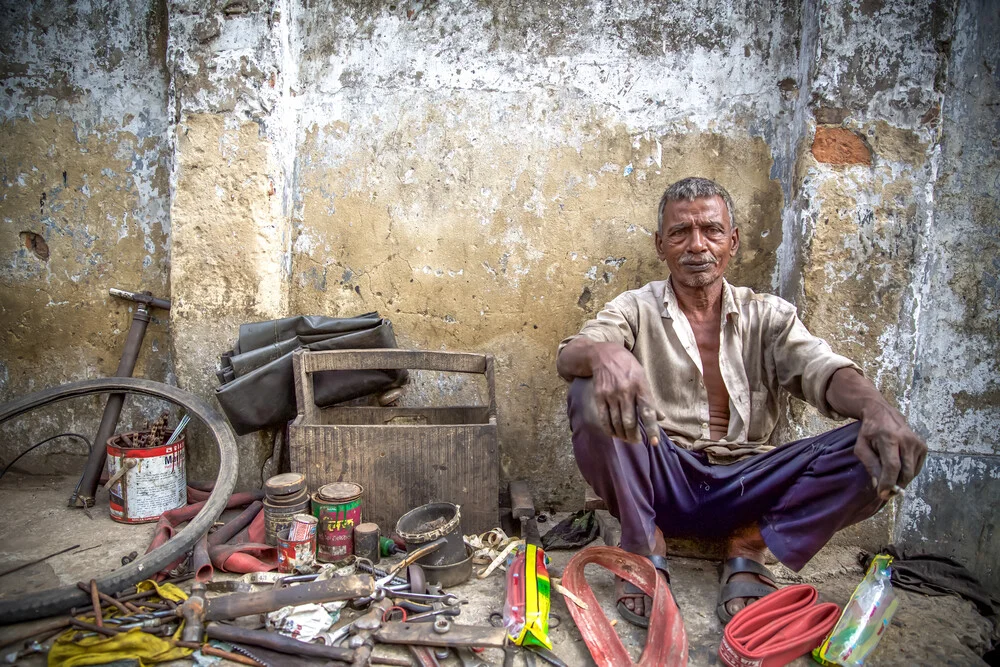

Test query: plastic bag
[813,554,899,666]
[503,543,553,650]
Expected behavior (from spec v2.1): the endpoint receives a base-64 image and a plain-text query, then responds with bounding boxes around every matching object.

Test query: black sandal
[717,556,780,624]
[616,553,671,628]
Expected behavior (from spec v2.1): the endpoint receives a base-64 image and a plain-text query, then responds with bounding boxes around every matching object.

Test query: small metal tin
[266,473,306,497]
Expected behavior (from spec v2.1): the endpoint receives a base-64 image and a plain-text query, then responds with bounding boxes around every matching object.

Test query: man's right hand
[564,340,664,445]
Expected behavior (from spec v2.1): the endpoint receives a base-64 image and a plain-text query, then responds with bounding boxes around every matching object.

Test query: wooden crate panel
[289,423,499,535]
[318,406,490,426]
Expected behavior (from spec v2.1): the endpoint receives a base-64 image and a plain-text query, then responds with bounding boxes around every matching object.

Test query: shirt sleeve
[556,292,637,357]
[770,308,864,420]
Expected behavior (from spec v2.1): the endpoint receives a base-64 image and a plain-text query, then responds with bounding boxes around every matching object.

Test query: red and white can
[277,527,316,574]
[106,438,187,524]
[288,514,318,541]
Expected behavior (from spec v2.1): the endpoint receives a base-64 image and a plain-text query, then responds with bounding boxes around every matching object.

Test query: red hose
[562,546,687,666]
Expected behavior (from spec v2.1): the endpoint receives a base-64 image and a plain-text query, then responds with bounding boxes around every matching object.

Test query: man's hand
[853,402,928,501]
[560,340,664,444]
[826,367,928,500]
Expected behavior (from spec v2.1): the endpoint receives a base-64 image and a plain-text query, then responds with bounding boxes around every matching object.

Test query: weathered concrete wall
[897,0,1000,591]
[0,0,173,474]
[290,0,798,507]
[1,0,997,588]
[166,0,294,487]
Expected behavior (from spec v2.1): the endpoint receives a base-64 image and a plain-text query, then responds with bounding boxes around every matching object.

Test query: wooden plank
[301,349,488,374]
[318,406,490,426]
[289,423,499,535]
[509,480,534,520]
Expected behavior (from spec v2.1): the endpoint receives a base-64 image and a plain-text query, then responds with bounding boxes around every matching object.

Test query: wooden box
[289,349,499,535]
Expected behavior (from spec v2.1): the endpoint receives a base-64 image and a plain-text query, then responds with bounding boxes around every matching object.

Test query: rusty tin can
[277,527,316,574]
[107,435,187,524]
[289,514,318,541]
[312,482,363,563]
[264,473,310,546]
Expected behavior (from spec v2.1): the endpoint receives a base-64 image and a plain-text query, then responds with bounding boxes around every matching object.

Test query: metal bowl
[419,544,474,588]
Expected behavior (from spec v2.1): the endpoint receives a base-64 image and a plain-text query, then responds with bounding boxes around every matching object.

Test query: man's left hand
[853,403,928,501]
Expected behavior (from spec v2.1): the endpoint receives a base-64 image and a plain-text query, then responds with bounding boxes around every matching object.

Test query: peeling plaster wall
[1,0,998,587]
[897,0,1000,591]
[290,0,797,508]
[166,0,293,487]
[0,0,173,474]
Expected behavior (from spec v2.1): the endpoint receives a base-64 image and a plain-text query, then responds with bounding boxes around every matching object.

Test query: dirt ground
[0,473,994,666]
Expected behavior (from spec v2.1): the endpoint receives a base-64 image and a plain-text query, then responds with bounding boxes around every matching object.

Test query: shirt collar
[661,277,739,322]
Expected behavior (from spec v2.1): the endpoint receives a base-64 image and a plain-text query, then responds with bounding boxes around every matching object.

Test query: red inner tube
[561,545,687,666]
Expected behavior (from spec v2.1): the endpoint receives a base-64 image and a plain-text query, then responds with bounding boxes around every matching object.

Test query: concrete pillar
[167,0,294,486]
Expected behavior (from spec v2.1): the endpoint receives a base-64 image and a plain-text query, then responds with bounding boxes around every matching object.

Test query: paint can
[264,473,311,546]
[106,437,187,524]
[277,526,316,574]
[312,482,363,563]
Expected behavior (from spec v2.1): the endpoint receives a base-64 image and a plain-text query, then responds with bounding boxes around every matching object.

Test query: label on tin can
[277,529,316,574]
[289,514,318,541]
[107,440,186,524]
[313,498,362,562]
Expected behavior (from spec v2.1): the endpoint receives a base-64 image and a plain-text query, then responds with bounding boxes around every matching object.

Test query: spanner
[388,590,460,606]
[405,606,462,623]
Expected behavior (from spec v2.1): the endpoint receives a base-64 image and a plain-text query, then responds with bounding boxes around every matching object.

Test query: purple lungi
[568,379,885,571]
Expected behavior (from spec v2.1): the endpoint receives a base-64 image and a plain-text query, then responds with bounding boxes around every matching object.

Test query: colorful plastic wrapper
[813,554,899,666]
[503,543,553,650]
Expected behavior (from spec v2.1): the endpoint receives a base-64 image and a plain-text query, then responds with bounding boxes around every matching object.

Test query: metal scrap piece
[375,622,507,648]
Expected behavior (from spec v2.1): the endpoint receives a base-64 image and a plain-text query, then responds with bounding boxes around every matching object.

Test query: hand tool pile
[20,536,524,667]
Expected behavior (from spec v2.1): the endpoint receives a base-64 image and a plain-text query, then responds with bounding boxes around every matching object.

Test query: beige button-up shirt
[558,278,863,463]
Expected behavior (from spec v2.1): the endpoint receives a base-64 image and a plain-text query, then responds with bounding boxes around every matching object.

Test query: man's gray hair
[657,177,736,233]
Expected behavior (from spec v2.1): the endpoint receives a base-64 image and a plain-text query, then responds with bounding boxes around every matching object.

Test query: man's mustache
[681,255,718,265]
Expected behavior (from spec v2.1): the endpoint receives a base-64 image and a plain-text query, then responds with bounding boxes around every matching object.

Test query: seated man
[556,177,927,626]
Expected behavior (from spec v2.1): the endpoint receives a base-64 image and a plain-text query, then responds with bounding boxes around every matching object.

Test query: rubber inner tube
[0,378,239,623]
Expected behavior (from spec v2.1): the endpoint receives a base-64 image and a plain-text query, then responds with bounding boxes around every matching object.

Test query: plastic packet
[813,554,899,666]
[503,543,553,650]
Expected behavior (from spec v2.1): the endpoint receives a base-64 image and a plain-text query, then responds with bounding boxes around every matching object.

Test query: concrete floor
[0,474,994,666]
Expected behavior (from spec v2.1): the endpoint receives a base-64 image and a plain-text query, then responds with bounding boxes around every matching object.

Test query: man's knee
[813,421,863,455]
[566,377,604,433]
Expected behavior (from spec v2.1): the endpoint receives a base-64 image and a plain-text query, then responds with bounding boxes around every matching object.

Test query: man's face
[654,195,739,289]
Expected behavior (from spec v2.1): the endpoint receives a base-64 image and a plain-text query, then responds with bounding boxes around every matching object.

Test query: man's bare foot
[617,528,669,625]
[719,524,778,620]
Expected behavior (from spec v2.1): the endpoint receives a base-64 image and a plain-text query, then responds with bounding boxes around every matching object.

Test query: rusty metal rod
[88,580,103,628]
[69,618,118,637]
[116,589,157,603]
[76,582,131,615]
[0,616,72,648]
[0,544,79,579]
[201,645,264,666]
[206,623,354,662]
[372,656,416,667]
[204,574,374,621]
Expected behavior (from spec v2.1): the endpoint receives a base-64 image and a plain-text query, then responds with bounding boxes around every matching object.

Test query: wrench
[388,590,460,606]
[405,606,462,623]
